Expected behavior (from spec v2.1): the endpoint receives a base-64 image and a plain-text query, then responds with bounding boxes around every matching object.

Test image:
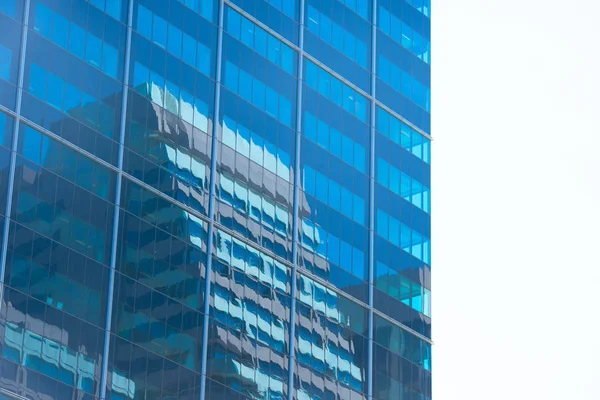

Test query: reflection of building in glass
[0,0,432,399]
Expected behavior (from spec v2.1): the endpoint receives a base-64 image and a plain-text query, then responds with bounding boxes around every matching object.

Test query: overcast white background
[433,0,600,398]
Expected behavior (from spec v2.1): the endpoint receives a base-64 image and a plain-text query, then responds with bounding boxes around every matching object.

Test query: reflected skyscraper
[0,0,432,399]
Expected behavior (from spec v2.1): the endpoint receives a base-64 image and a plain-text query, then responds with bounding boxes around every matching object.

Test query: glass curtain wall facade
[0,0,431,400]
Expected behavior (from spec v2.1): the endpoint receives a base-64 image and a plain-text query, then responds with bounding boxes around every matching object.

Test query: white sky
[433,0,600,399]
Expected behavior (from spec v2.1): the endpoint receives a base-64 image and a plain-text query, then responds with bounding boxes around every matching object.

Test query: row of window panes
[136,4,211,78]
[375,261,431,318]
[225,6,296,76]
[304,111,366,174]
[297,274,367,333]
[303,165,366,226]
[305,59,368,123]
[12,159,112,264]
[376,209,430,265]
[224,60,294,128]
[379,6,430,64]
[176,0,214,22]
[214,229,291,294]
[335,0,370,20]
[219,173,289,238]
[87,0,122,21]
[28,63,117,139]
[222,114,291,182]
[0,111,14,148]
[127,120,209,210]
[3,323,101,394]
[374,315,432,370]
[378,54,430,112]
[265,0,295,19]
[132,61,210,133]
[405,0,430,17]
[33,2,121,80]
[306,4,368,69]
[18,125,114,201]
[377,158,430,214]
[377,107,430,164]
[301,218,366,280]
[121,178,206,249]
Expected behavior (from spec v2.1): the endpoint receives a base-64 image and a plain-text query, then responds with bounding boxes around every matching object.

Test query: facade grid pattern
[0,0,431,400]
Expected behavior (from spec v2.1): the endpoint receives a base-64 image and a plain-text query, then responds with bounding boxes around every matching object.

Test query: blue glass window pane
[52,12,69,49]
[168,24,182,58]
[153,14,167,49]
[85,33,102,68]
[34,3,52,38]
[137,5,152,39]
[68,22,86,59]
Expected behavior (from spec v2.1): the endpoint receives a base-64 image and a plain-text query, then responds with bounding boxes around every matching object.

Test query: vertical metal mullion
[0,0,31,313]
[368,0,378,399]
[98,0,135,398]
[288,1,306,399]
[199,1,225,399]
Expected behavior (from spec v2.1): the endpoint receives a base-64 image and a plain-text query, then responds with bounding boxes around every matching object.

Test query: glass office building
[0,0,431,399]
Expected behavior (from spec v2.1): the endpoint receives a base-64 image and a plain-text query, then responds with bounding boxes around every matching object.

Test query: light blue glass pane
[352,248,365,279]
[132,61,149,90]
[343,30,355,60]
[227,8,241,40]
[197,43,211,76]
[331,23,343,53]
[85,34,102,68]
[179,89,194,124]
[252,79,265,110]
[327,234,339,265]
[222,116,237,149]
[303,166,315,196]
[355,40,367,68]
[339,241,352,272]
[200,0,212,21]
[265,86,278,118]
[69,22,86,59]
[102,44,118,79]
[329,180,340,211]
[279,96,292,127]
[52,12,69,49]
[34,3,52,38]
[342,86,353,114]
[153,14,168,49]
[63,83,81,112]
[305,60,318,89]
[264,141,277,174]
[331,78,343,107]
[23,127,41,164]
[341,135,353,166]
[0,45,10,80]
[401,71,411,98]
[168,24,182,58]
[255,27,267,57]
[341,187,352,219]
[237,124,251,158]
[278,150,290,181]
[241,17,254,49]
[376,210,388,238]
[267,35,281,66]
[304,112,316,142]
[281,44,294,75]
[137,5,153,39]
[329,128,341,159]
[182,33,196,67]
[307,6,319,34]
[389,217,400,246]
[224,61,238,91]
[401,22,412,50]
[319,14,331,43]
[317,119,328,149]
[318,70,330,98]
[105,0,121,20]
[389,166,400,195]
[250,133,263,165]
[315,172,328,203]
[282,0,294,18]
[354,144,365,172]
[355,95,366,122]
[0,0,16,17]
[353,195,364,225]
[377,158,388,185]
[46,73,64,109]
[238,70,252,101]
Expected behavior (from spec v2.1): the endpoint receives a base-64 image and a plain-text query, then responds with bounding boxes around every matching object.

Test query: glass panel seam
[98,0,135,399]
[0,0,31,316]
[199,1,225,399]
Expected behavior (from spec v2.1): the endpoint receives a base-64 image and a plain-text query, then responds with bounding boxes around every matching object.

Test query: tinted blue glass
[0,0,432,399]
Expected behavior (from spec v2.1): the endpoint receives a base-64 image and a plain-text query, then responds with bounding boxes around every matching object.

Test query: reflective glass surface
[0,1,432,399]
